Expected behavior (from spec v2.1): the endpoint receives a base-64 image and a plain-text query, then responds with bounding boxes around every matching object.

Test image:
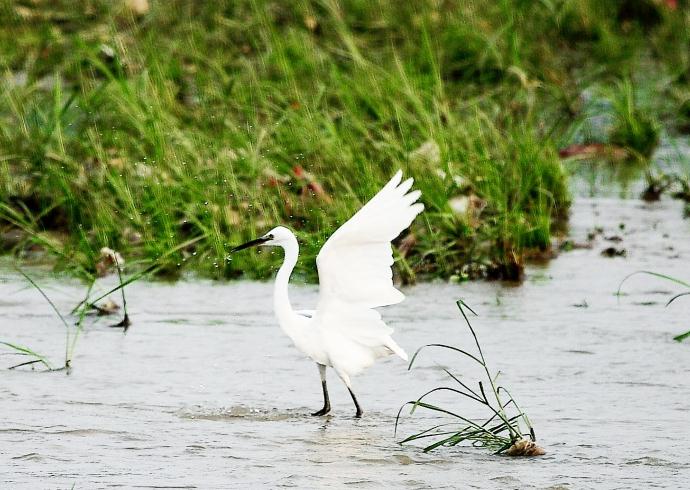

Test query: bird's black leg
[348,387,363,418]
[311,364,331,416]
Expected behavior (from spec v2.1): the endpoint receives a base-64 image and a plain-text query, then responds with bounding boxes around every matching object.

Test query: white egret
[231,170,423,417]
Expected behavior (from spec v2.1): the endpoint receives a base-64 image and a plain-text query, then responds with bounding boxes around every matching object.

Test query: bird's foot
[311,406,331,416]
[354,409,363,418]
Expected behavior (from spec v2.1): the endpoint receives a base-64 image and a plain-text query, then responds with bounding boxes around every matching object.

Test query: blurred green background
[1,0,689,282]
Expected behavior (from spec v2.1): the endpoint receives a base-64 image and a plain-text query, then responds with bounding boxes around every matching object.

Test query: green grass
[0,0,688,281]
[1,340,53,371]
[1,267,91,371]
[0,259,152,371]
[395,300,543,455]
[608,79,661,159]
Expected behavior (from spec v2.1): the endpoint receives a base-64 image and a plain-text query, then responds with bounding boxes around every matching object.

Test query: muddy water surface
[1,197,689,489]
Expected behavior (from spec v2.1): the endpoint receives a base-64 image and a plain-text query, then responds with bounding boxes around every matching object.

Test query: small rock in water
[504,439,546,457]
[95,299,120,316]
[641,182,667,202]
[601,246,627,258]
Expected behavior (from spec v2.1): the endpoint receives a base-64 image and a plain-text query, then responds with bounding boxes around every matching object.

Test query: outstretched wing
[316,170,423,308]
[314,171,424,369]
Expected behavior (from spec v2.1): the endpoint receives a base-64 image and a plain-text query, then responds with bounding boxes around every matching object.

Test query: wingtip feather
[397,177,414,195]
[389,170,403,188]
[403,189,422,204]
[378,170,404,196]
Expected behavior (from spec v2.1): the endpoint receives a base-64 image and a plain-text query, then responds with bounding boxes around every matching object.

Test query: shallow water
[2,196,690,489]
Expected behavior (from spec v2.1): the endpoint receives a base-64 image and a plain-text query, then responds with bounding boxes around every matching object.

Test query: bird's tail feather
[386,339,408,362]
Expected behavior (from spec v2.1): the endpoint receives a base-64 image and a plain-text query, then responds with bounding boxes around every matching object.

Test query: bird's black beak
[230,235,272,253]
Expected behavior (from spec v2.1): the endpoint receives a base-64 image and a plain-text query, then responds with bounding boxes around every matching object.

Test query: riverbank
[1,1,689,281]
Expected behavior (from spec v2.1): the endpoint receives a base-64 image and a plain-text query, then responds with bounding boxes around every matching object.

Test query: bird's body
[231,170,423,417]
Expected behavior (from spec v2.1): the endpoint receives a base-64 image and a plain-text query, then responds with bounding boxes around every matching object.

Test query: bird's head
[230,226,294,252]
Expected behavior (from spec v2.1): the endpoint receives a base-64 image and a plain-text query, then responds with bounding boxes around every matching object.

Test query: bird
[230,170,423,417]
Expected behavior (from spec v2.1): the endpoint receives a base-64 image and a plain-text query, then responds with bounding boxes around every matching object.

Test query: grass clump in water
[1,267,92,372]
[0,251,154,371]
[395,300,544,456]
[608,80,660,160]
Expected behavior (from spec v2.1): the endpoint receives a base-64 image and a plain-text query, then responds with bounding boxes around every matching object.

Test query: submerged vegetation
[396,300,543,456]
[0,253,144,372]
[2,268,92,372]
[0,1,689,281]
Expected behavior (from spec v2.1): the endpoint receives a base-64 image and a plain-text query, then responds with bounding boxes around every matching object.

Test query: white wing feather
[314,171,423,374]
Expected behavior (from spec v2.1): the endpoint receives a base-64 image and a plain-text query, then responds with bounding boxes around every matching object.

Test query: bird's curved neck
[274,233,298,320]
